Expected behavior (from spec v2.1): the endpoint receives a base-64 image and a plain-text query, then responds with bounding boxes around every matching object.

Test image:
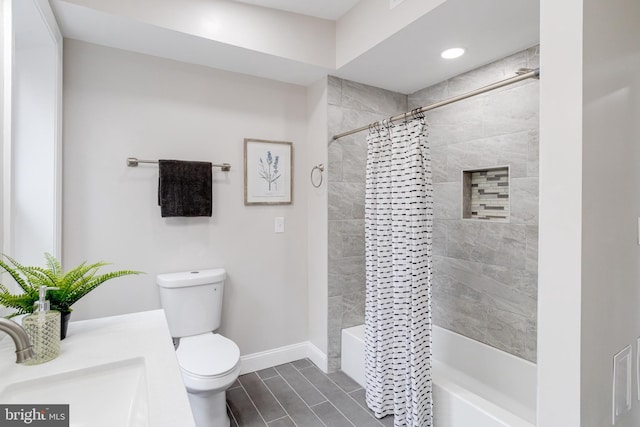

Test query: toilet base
[187,389,230,427]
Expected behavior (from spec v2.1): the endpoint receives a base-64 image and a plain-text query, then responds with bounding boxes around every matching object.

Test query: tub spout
[0,318,34,363]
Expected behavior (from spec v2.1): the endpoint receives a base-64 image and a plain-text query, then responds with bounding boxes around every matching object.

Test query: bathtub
[341,325,536,427]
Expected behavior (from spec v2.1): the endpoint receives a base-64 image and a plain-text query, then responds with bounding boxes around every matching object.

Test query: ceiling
[232,0,360,20]
[50,0,540,94]
[335,0,540,93]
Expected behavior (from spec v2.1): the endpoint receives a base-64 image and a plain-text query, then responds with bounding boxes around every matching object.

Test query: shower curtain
[364,118,433,427]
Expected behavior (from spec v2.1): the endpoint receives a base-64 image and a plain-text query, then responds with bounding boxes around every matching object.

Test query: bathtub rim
[340,323,536,426]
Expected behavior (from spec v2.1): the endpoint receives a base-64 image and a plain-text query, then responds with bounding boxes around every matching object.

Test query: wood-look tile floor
[226,359,394,427]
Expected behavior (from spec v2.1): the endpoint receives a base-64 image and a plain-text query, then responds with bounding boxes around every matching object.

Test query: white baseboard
[239,341,328,375]
[306,341,328,373]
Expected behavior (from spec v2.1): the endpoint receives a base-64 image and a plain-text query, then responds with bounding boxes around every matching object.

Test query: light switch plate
[275,217,285,233]
[613,345,632,425]
[389,0,405,9]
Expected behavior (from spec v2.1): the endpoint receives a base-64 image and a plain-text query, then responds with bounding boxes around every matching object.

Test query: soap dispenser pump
[22,286,61,365]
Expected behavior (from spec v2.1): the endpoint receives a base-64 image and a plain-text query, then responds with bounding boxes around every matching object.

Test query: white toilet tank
[157,269,226,338]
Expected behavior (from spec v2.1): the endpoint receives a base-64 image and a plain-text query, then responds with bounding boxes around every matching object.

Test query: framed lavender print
[244,139,293,205]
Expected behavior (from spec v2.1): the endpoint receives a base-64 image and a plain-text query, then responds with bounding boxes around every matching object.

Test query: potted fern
[0,253,141,339]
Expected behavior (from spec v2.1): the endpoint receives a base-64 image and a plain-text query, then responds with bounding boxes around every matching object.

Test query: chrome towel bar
[127,157,231,172]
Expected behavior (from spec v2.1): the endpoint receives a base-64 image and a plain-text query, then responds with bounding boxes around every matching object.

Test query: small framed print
[244,139,293,205]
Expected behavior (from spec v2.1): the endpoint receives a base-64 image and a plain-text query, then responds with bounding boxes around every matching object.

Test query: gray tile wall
[327,76,407,371]
[326,45,539,368]
[408,46,539,362]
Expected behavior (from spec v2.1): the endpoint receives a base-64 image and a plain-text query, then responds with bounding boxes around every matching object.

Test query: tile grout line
[271,364,330,427]
[226,402,240,427]
[345,388,387,427]
[257,370,281,381]
[236,378,271,427]
[322,370,386,426]
[290,363,357,427]
[254,372,300,427]
[267,415,293,426]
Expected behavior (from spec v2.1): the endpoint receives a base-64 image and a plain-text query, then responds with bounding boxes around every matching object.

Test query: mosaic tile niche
[463,167,510,221]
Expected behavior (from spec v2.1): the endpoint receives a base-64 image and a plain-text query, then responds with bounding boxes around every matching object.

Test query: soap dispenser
[22,286,61,365]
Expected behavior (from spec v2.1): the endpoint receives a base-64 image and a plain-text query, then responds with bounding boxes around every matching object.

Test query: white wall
[1,0,9,260]
[335,0,445,68]
[581,0,640,425]
[13,46,56,266]
[538,0,640,426]
[3,0,62,270]
[305,77,328,365]
[537,0,583,425]
[63,40,309,356]
[55,0,335,68]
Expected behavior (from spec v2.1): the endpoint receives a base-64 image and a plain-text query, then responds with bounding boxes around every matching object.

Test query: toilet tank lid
[157,268,226,288]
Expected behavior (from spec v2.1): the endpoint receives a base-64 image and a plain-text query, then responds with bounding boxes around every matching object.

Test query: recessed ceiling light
[441,48,465,59]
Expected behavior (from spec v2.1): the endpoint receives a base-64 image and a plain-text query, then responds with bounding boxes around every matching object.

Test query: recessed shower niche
[462,167,510,221]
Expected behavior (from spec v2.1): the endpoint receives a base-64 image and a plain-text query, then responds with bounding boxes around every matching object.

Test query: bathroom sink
[0,358,149,427]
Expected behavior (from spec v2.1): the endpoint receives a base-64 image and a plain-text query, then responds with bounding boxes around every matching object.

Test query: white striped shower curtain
[364,119,434,427]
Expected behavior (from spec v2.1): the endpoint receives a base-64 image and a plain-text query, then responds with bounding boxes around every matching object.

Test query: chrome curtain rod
[127,157,231,171]
[332,67,540,141]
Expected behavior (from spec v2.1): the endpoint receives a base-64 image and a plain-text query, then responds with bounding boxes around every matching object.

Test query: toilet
[157,269,240,427]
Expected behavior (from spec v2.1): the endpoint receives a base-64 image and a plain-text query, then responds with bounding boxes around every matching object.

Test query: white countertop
[0,309,195,427]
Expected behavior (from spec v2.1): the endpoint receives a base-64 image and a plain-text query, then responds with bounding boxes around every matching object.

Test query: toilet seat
[177,333,240,379]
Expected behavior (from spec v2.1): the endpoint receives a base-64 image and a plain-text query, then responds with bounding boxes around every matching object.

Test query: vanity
[0,310,195,427]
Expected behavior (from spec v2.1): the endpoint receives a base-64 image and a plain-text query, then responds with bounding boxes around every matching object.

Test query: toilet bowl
[177,333,240,427]
[157,269,240,427]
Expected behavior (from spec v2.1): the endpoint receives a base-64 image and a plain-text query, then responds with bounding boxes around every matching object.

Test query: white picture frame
[244,139,293,205]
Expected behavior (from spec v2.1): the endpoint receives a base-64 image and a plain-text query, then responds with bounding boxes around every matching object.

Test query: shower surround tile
[327,105,345,138]
[445,132,529,181]
[410,79,449,105]
[423,97,484,147]
[524,319,538,362]
[482,82,539,137]
[327,75,342,106]
[430,145,448,183]
[410,46,539,362]
[328,256,365,297]
[328,220,365,259]
[432,284,489,344]
[328,182,365,220]
[525,225,539,274]
[340,79,407,115]
[445,221,527,269]
[433,220,447,257]
[510,177,539,225]
[327,45,539,367]
[434,182,461,220]
[527,129,539,177]
[446,50,529,99]
[484,307,529,358]
[340,138,368,183]
[342,292,365,328]
[526,45,540,69]
[328,273,362,298]
[336,108,387,138]
[433,256,536,319]
[327,76,407,372]
[328,142,343,183]
[328,296,343,361]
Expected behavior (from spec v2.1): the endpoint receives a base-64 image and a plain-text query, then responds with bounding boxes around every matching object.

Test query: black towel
[158,160,212,217]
